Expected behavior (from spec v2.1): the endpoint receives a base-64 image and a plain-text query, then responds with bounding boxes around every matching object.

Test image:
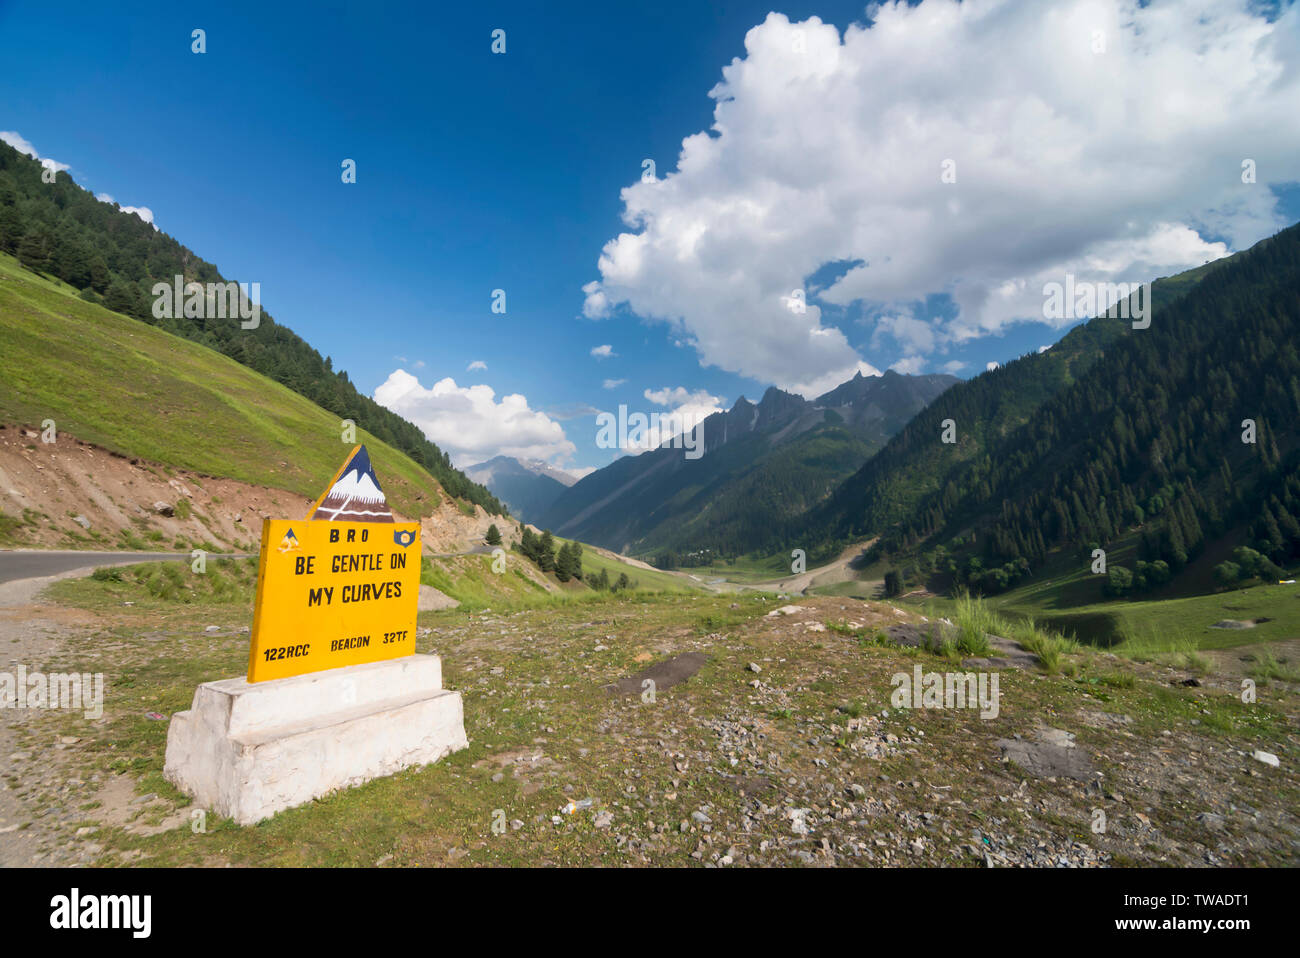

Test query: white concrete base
[164,654,467,824]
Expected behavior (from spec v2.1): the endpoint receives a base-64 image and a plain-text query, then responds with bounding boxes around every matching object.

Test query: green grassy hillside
[555,538,696,593]
[806,224,1300,612]
[0,142,504,515]
[979,556,1300,652]
[791,247,1248,564]
[0,251,448,517]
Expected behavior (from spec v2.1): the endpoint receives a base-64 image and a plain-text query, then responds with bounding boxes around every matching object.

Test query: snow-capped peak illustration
[307,445,395,522]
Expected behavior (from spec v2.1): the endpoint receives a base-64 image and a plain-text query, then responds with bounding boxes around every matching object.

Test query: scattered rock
[766,605,804,617]
[604,652,709,696]
[417,584,460,612]
[1252,750,1280,768]
[997,730,1094,781]
[1038,728,1076,749]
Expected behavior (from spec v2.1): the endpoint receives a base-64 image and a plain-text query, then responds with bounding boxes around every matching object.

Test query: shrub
[1213,561,1241,588]
[1104,565,1133,596]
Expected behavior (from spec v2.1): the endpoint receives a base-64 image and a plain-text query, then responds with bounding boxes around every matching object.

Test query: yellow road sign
[247,518,421,682]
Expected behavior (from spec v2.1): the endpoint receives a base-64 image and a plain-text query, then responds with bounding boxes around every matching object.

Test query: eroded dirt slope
[0,423,517,555]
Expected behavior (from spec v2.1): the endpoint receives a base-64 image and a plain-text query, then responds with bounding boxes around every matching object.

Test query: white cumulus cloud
[890,356,928,375]
[373,370,576,468]
[604,386,728,456]
[590,344,617,359]
[467,360,487,372]
[95,191,155,227]
[0,131,69,173]
[644,386,725,419]
[581,1,1300,392]
[873,314,939,357]
[784,360,882,399]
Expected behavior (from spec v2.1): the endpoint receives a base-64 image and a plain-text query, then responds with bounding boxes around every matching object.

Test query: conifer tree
[554,542,575,582]
[538,531,556,573]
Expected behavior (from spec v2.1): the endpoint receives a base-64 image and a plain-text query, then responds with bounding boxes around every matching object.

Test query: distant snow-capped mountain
[464,456,582,522]
[537,368,958,555]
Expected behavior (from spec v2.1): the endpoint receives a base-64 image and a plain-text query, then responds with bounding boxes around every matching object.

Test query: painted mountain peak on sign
[308,444,395,522]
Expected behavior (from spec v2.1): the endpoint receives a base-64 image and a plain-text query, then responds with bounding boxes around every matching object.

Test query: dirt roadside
[0,569,113,866]
[749,539,878,594]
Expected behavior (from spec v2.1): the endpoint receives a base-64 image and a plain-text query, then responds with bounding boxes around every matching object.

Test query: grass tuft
[1247,650,1300,685]
[948,591,996,657]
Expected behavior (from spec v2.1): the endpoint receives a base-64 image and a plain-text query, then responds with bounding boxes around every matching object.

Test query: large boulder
[417,584,460,611]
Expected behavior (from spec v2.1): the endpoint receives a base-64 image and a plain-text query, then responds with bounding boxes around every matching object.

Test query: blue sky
[3,0,1298,475]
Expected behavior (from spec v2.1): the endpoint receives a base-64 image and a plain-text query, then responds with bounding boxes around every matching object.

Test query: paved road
[0,550,238,585]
